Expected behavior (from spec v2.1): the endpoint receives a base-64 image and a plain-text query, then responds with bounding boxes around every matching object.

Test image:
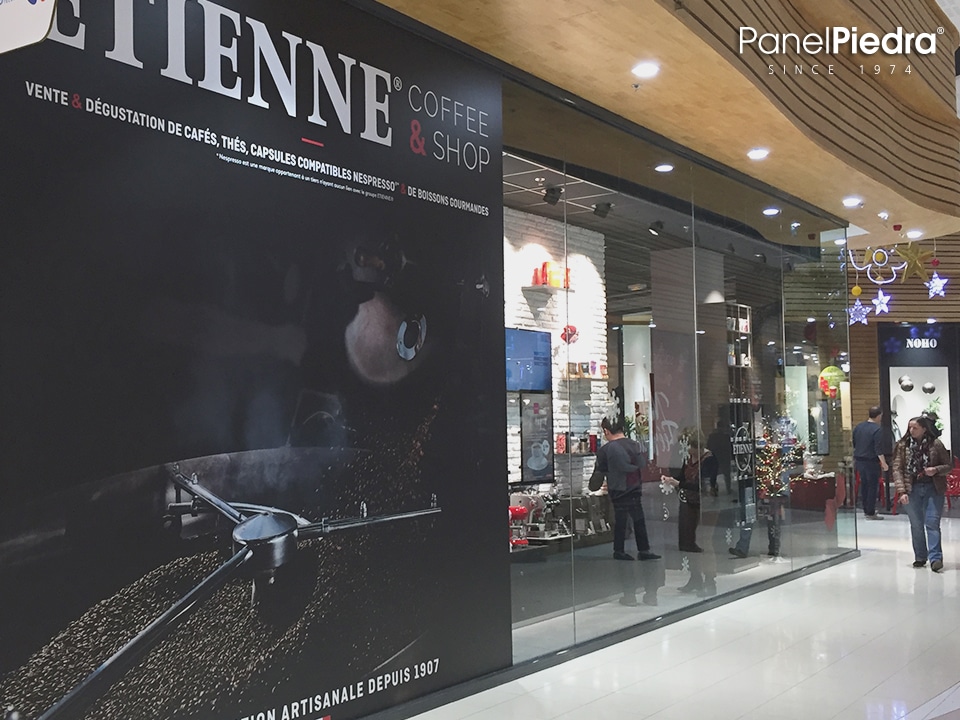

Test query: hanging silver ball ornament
[898,375,912,385]
[922,382,936,394]
[900,379,915,392]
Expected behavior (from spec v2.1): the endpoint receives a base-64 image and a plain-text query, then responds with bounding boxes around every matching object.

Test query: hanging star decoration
[872,288,891,314]
[848,247,906,285]
[847,299,871,325]
[925,272,948,298]
[896,243,934,282]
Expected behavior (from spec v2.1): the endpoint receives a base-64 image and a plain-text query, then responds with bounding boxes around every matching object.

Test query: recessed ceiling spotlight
[877,211,889,221]
[927,318,937,324]
[767,340,776,346]
[654,163,674,173]
[695,330,706,335]
[648,220,664,236]
[648,321,657,328]
[842,196,863,208]
[807,317,816,323]
[906,229,923,239]
[747,148,769,160]
[762,207,780,216]
[632,61,660,79]
[834,238,847,245]
[534,176,545,183]
[790,221,801,229]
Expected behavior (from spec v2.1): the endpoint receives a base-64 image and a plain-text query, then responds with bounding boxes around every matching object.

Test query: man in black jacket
[589,417,661,561]
[853,405,889,519]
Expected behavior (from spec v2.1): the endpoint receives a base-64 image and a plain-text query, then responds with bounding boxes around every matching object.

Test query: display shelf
[521,285,574,294]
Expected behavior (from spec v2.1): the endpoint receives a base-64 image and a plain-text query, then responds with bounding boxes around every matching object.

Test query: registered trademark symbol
[938,27,944,34]
[394,76,403,91]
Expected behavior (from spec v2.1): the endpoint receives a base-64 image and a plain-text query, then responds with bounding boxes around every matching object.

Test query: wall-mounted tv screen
[506,328,552,392]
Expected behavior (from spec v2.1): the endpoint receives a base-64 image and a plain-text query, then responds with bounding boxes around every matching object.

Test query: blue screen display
[505,328,552,392]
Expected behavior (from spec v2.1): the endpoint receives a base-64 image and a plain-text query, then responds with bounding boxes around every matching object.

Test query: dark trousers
[678,501,700,550]
[612,492,651,553]
[856,460,882,516]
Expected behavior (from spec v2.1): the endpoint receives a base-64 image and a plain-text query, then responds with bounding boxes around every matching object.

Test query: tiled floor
[409,513,959,720]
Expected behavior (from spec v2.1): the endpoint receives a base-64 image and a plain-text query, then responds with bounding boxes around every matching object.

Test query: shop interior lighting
[654,163,674,173]
[906,230,923,239]
[543,186,562,205]
[842,196,863,208]
[592,202,613,218]
[927,318,937,324]
[790,221,801,229]
[747,148,769,160]
[762,207,780,216]
[806,317,816,322]
[878,211,890,221]
[648,220,664,236]
[834,238,847,245]
[631,61,659,78]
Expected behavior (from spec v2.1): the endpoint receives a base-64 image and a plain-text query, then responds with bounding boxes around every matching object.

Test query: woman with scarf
[892,415,950,573]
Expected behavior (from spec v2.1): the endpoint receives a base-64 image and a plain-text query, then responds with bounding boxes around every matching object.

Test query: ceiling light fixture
[543,186,562,205]
[906,229,923,239]
[927,318,937,324]
[648,220,664,236]
[762,207,780,216]
[632,61,659,79]
[654,163,674,173]
[834,238,847,245]
[790,221,801,229]
[842,196,863,208]
[877,211,889,221]
[592,201,613,218]
[747,148,769,160]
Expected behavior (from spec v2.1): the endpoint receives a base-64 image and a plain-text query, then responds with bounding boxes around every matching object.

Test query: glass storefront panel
[501,78,855,664]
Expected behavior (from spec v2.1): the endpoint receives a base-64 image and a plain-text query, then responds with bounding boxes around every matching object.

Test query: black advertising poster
[0,2,509,719]
[519,392,553,484]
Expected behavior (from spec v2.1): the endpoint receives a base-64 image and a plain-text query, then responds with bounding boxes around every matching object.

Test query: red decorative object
[532,267,542,285]
[893,224,902,231]
[561,325,579,343]
[932,258,941,268]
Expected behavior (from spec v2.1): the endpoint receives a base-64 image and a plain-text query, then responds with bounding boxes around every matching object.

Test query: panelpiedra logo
[739,26,942,56]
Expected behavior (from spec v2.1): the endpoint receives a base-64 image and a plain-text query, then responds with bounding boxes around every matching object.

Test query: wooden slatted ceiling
[846,236,960,321]
[376,0,960,244]
[792,0,958,121]
[672,0,960,215]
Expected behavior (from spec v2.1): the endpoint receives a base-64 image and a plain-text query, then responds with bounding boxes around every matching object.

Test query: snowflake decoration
[872,289,891,314]
[678,433,691,463]
[925,272,948,298]
[847,299,870,325]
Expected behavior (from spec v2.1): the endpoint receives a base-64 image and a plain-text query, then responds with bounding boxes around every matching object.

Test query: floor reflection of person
[892,415,950,573]
[662,431,718,596]
[589,417,660,562]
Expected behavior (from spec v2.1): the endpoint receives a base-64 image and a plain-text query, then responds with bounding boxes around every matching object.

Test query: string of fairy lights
[846,242,948,325]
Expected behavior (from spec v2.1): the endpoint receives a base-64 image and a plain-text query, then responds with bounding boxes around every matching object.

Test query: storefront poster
[0,2,508,719]
[520,392,554,484]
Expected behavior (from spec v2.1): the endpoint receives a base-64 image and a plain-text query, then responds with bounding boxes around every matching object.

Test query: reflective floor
[410,511,960,720]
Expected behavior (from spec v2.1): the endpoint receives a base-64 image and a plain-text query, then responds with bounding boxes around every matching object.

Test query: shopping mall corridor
[409,512,960,720]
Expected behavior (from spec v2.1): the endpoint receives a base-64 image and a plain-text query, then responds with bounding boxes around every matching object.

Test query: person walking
[589,417,660,562]
[852,406,889,519]
[891,415,950,572]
